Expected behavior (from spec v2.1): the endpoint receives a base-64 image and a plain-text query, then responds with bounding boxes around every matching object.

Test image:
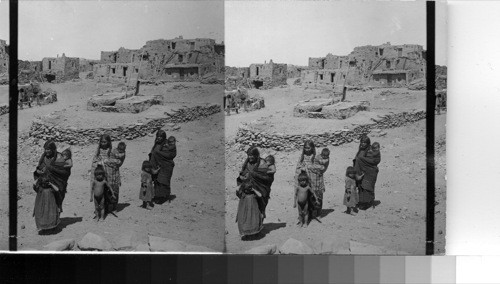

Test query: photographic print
[9,1,225,252]
[224,1,447,254]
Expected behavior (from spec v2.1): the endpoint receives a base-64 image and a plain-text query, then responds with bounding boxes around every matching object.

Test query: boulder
[113,232,138,251]
[87,92,128,111]
[77,232,113,251]
[135,243,151,252]
[321,101,370,119]
[148,236,187,252]
[279,238,315,254]
[293,99,334,117]
[115,95,163,113]
[315,239,349,254]
[245,244,277,255]
[184,244,218,253]
[43,239,75,251]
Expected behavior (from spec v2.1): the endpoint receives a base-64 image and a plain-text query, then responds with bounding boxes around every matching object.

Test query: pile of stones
[29,104,221,145]
[233,110,426,151]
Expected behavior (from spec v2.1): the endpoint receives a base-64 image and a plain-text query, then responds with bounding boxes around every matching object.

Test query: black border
[426,1,436,255]
[8,0,18,252]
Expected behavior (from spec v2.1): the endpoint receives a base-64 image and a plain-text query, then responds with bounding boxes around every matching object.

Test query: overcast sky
[1,1,446,65]
[6,1,224,60]
[226,1,447,67]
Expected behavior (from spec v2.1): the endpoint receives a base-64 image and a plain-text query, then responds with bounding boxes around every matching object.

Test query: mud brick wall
[28,104,222,145]
[232,110,426,151]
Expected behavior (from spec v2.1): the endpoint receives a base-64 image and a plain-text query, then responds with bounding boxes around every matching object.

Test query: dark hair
[265,155,275,165]
[300,140,316,163]
[142,160,152,171]
[360,135,371,147]
[62,148,72,159]
[371,142,380,149]
[321,148,330,156]
[43,140,57,152]
[298,170,309,182]
[39,174,50,188]
[95,134,112,158]
[246,146,260,158]
[346,166,356,176]
[118,142,126,149]
[156,129,167,140]
[94,164,105,177]
[240,182,253,194]
[167,136,176,143]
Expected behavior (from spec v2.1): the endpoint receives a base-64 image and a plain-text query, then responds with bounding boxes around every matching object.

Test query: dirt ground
[224,79,446,254]
[0,79,225,251]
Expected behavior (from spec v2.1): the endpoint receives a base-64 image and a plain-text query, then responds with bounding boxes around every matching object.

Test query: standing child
[33,174,60,232]
[140,160,160,209]
[343,166,360,215]
[90,165,113,221]
[293,171,318,227]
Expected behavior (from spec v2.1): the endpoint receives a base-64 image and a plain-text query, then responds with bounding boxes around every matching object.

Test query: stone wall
[232,110,426,151]
[29,104,221,145]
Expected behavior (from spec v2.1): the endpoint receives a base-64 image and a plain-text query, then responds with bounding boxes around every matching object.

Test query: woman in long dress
[236,147,273,238]
[91,134,123,212]
[353,135,381,210]
[295,140,327,219]
[35,140,71,213]
[149,130,177,203]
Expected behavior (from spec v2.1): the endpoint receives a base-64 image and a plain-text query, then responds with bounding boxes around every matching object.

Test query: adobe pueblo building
[93,36,224,84]
[302,42,426,89]
[225,60,287,90]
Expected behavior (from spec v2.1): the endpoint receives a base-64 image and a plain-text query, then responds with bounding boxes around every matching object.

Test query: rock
[135,243,151,252]
[316,239,349,254]
[43,239,75,251]
[293,99,334,117]
[184,244,218,253]
[148,236,187,252]
[115,95,163,113]
[321,101,370,119]
[87,92,127,111]
[245,244,277,255]
[77,232,113,251]
[113,232,137,251]
[279,238,315,254]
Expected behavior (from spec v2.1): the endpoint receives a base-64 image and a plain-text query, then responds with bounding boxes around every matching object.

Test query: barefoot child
[140,161,160,209]
[343,166,361,215]
[293,171,318,227]
[90,165,113,221]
